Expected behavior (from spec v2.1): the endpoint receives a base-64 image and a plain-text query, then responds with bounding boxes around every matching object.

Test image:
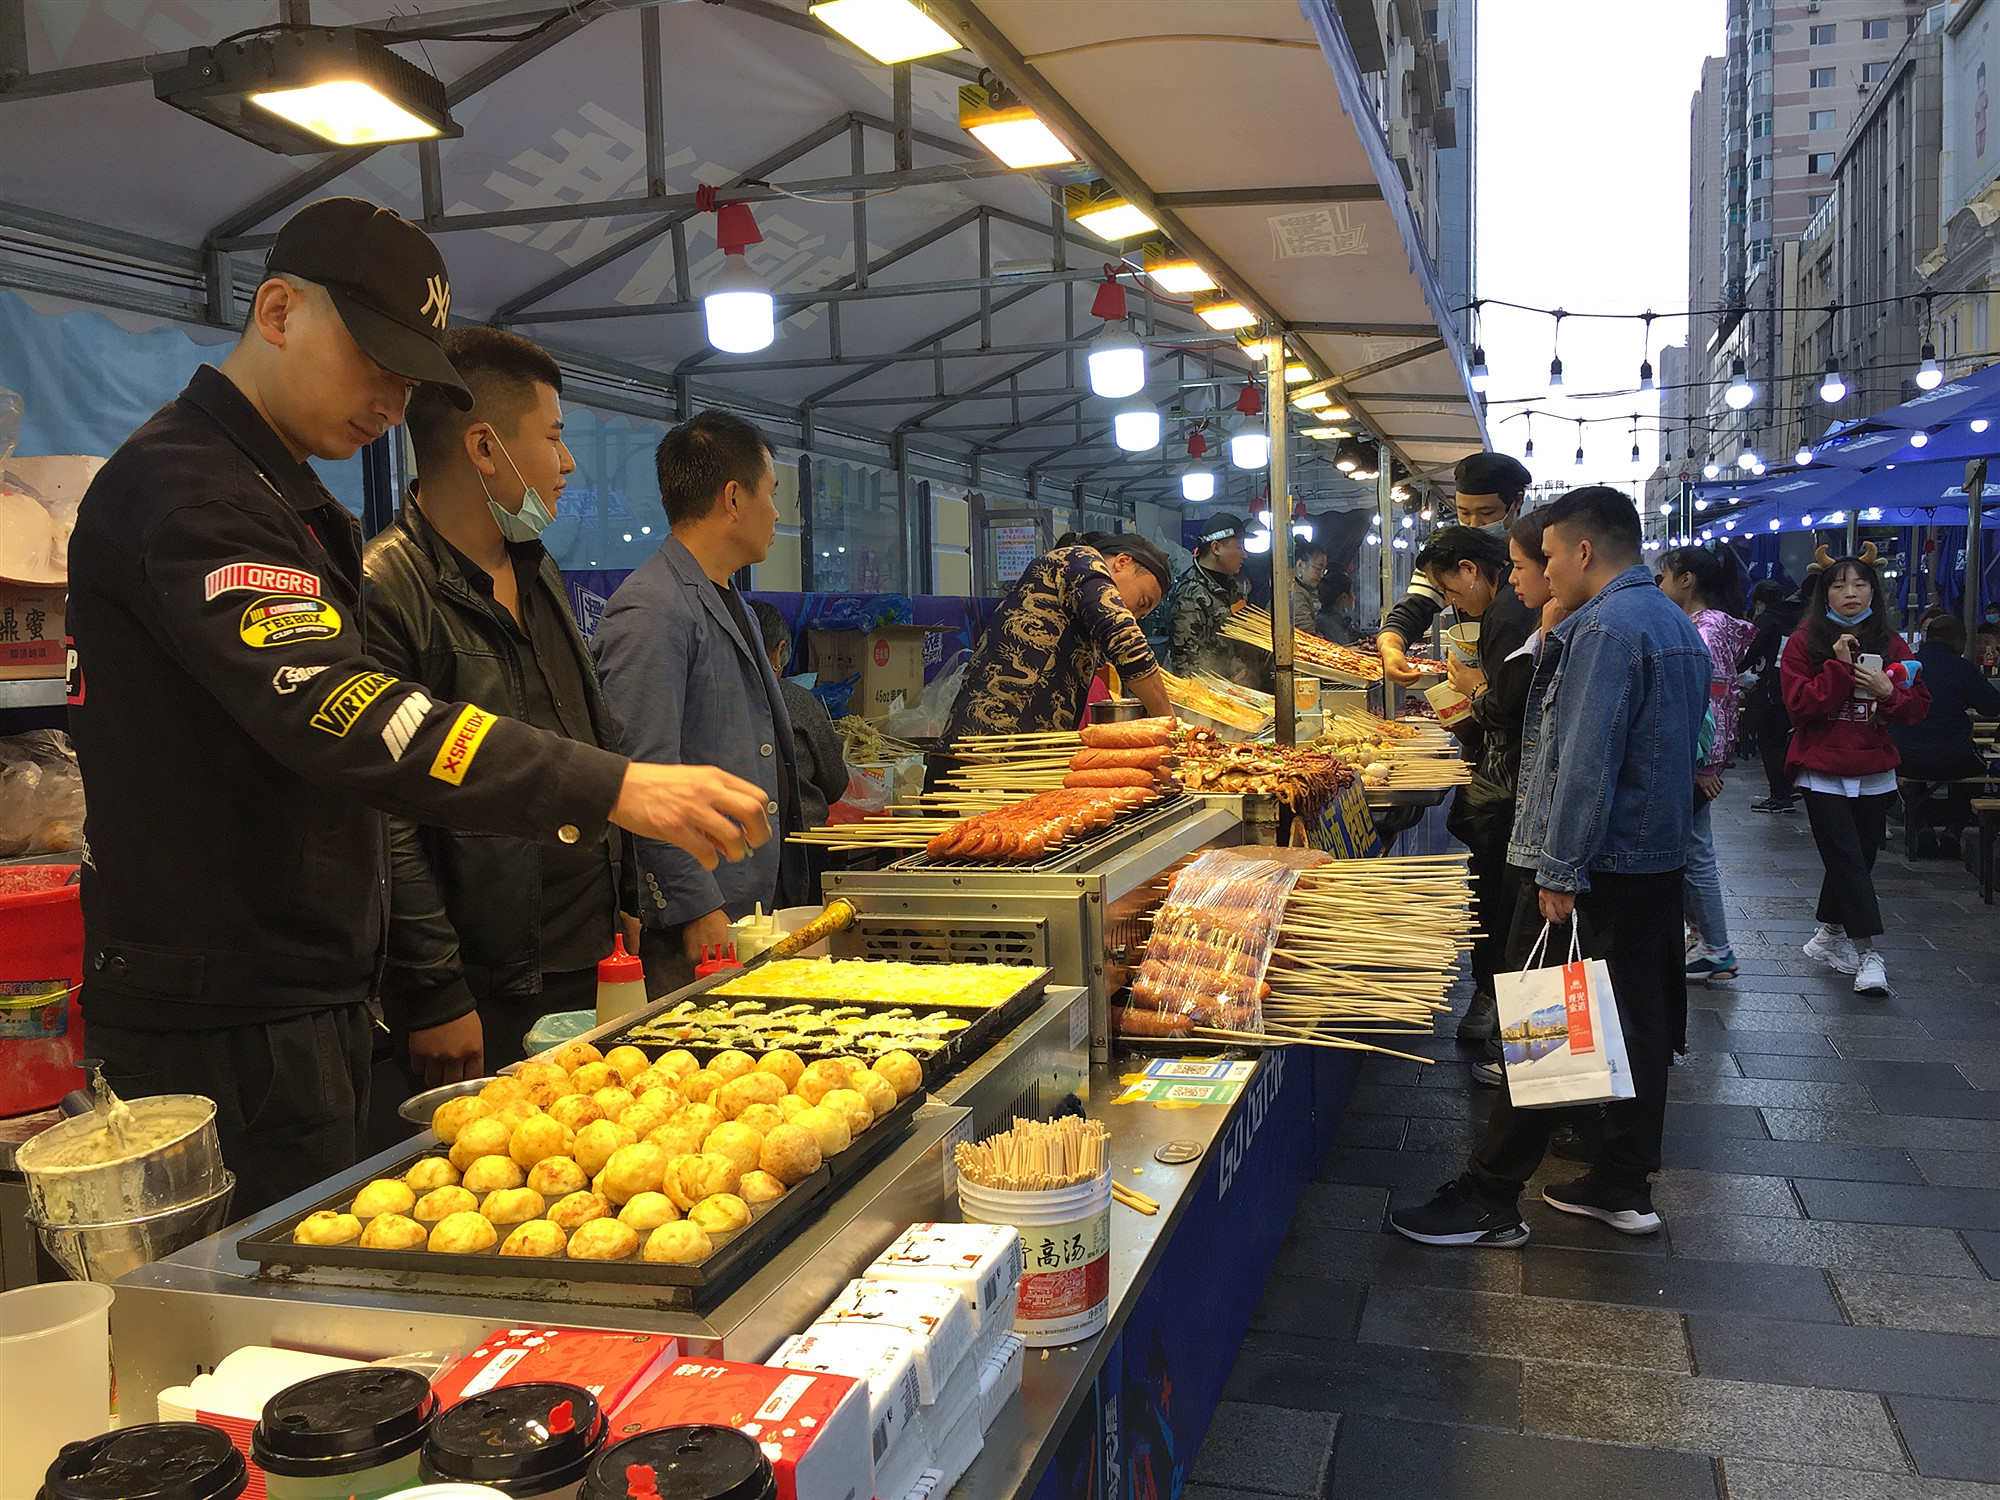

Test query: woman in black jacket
[1740,581,1804,811]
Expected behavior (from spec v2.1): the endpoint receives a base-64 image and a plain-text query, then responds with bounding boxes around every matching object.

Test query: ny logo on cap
[420,274,450,330]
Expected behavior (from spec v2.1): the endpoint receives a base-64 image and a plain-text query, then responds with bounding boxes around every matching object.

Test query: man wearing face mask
[1379,452,1532,685]
[365,327,635,1083]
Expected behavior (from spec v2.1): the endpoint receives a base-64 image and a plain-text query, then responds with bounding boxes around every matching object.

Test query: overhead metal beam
[641,5,667,198]
[1290,338,1445,399]
[1153,185,1383,208]
[1,0,29,89]
[1291,321,1441,337]
[492,116,851,319]
[205,8,596,246]
[793,282,1051,404]
[499,266,1109,326]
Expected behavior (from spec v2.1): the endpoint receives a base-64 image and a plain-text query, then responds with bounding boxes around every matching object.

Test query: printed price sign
[994,524,1040,583]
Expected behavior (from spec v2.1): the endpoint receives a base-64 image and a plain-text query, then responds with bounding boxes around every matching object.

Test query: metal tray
[595,967,1053,1091]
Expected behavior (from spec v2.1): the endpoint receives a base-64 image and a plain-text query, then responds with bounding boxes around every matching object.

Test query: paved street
[1190,780,2000,1499]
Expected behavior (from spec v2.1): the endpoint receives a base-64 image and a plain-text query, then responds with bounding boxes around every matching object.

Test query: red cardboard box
[433,1327,685,1411]
[610,1359,873,1500]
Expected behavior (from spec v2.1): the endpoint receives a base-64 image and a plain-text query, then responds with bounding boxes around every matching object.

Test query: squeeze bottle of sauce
[595,935,646,1025]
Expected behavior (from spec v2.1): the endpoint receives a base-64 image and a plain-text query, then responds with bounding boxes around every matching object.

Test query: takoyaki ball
[794,1060,848,1106]
[618,1100,674,1139]
[516,1070,571,1109]
[634,1084,688,1118]
[548,1094,604,1134]
[480,1187,546,1225]
[591,1086,637,1120]
[404,1156,461,1193]
[851,1070,897,1122]
[568,1061,616,1094]
[478,1075,530,1108]
[653,1049,700,1082]
[642,1221,713,1264]
[675,1103,723,1140]
[873,1051,924,1100]
[665,1152,741,1212]
[819,1087,874,1138]
[707,1049,756,1084]
[460,1155,527,1194]
[515,1061,570,1093]
[757,1122,823,1185]
[778,1095,812,1123]
[573,1119,637,1178]
[604,1045,652,1084]
[358,1213,427,1250]
[500,1220,567,1259]
[795,1105,851,1159]
[566,1218,640,1261]
[703,1122,764,1174]
[447,1116,512,1171]
[599,1142,669,1204]
[552,1040,604,1073]
[716,1072,786,1121]
[490,1099,542,1134]
[737,1102,785,1137]
[617,1192,680,1231]
[756,1048,805,1092]
[547,1190,614,1231]
[294,1210,362,1245]
[678,1070,723,1106]
[508,1114,575,1170]
[645,1119,707,1158]
[526,1155,589,1198]
[688,1193,752,1235]
[427,1210,497,1254]
[351,1179,416,1219]
[737,1170,786,1205]
[431,1095,491,1145]
[413,1186,479,1223]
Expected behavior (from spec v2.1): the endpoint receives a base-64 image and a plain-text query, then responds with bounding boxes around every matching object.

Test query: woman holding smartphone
[1781,554,1931,995]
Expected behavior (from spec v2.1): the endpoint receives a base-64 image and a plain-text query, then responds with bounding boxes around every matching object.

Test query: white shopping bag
[1493,922,1636,1108]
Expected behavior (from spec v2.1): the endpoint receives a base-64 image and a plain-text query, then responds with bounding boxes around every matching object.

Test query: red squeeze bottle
[596,933,647,1025]
[693,942,743,978]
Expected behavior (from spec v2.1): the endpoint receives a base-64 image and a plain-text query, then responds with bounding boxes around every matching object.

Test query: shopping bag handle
[1522,920,1584,971]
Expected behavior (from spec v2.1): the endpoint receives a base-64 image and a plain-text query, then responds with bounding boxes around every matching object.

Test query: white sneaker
[1853,951,1890,996]
[1804,925,1860,974]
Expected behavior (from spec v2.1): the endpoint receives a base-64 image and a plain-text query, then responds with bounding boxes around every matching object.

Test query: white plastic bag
[1494,922,1635,1108]
[878,649,970,741]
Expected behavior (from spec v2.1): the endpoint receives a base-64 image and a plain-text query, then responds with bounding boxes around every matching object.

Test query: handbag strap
[1524,921,1553,971]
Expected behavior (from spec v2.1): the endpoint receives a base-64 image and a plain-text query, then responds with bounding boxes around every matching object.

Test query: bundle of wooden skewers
[954,1115,1107,1191]
[1218,607,1386,682]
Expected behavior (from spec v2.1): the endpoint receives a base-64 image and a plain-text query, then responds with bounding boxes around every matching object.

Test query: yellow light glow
[1324,405,1351,421]
[1074,202,1158,241]
[1283,364,1312,384]
[1194,295,1256,331]
[1147,261,1218,294]
[1238,339,1273,362]
[809,0,962,63]
[1292,391,1333,410]
[965,113,1076,168]
[1301,426,1353,440]
[250,79,441,145]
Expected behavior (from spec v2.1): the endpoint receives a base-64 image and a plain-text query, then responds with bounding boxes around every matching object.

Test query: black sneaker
[1390,1181,1529,1247]
[1471,1036,1503,1087]
[1456,989,1498,1041]
[1750,795,1797,814]
[1542,1173,1662,1235]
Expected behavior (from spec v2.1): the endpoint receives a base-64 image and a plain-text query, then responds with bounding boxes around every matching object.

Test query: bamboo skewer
[1112,1181,1159,1215]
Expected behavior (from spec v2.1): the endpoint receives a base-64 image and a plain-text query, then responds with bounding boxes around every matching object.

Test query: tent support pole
[1967,459,1987,660]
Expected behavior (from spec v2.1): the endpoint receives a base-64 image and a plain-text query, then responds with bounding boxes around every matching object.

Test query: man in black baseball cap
[1169,511,1252,678]
[66,197,775,1214]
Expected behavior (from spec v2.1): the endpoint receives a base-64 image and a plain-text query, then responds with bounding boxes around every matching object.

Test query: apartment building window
[1752,26,1773,53]
[1810,67,1836,88]
[1809,23,1836,44]
[1753,110,1774,137]
[1810,194,1832,214]
[1809,109,1837,130]
[1751,197,1770,222]
[1809,151,1835,173]
[1909,13,1922,32]
[1862,61,1891,83]
[1861,19,1889,39]
[1751,154,1768,180]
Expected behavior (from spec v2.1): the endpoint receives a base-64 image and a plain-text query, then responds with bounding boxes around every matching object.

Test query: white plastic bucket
[0,1281,114,1499]
[957,1172,1112,1347]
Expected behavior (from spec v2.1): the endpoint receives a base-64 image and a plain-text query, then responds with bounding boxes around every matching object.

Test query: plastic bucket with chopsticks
[957,1172,1112,1346]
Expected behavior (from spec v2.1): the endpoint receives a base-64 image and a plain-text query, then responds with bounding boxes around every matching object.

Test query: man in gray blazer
[595,410,803,997]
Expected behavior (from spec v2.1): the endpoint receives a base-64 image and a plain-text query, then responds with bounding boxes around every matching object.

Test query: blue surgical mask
[481,432,556,543]
[1828,605,1873,626]
[1476,519,1510,538]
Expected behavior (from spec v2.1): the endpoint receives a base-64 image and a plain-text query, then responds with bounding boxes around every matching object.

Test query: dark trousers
[90,1006,375,1218]
[1745,700,1792,800]
[1802,790,1895,939]
[1464,869,1687,1204]
[1464,829,1521,997]
[642,925,700,1001]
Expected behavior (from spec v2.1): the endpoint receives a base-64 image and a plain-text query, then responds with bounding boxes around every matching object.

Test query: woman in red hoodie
[1781,554,1931,996]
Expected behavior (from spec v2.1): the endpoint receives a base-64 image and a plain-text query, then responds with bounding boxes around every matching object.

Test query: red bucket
[0,864,85,1116]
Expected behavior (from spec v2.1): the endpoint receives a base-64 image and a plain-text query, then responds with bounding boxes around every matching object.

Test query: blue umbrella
[1691,457,2000,532]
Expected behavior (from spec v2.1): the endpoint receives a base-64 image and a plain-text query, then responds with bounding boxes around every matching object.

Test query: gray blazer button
[766,800,779,814]
[760,743,773,756]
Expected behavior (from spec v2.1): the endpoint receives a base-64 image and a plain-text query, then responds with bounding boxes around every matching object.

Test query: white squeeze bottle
[595,934,646,1024]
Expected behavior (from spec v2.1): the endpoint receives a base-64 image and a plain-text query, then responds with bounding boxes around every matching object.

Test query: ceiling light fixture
[958,79,1073,168]
[1140,239,1217,294]
[1114,400,1161,452]
[1292,391,1333,411]
[1915,343,1944,390]
[1085,271,1145,399]
[701,194,773,353]
[1065,181,1157,242]
[155,29,459,153]
[1283,363,1313,385]
[809,0,961,63]
[1181,469,1215,502]
[1231,430,1270,469]
[1194,291,1258,330]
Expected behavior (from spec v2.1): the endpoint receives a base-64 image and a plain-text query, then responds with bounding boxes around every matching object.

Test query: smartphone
[1854,652,1882,698]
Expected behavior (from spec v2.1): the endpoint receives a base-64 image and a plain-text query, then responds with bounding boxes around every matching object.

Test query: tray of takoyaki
[240,1040,924,1297]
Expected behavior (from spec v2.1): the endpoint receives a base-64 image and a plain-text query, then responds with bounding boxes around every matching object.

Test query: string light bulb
[1724,357,1754,410]
[1469,346,1489,393]
[1795,444,1813,466]
[1549,355,1564,390]
[1819,361,1846,404]
[1910,430,1930,448]
[1737,444,1759,468]
[1703,460,1720,479]
[1916,343,1943,391]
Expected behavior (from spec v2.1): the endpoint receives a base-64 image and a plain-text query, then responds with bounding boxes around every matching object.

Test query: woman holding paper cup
[1410,526,1538,1041]
[1781,553,1930,997]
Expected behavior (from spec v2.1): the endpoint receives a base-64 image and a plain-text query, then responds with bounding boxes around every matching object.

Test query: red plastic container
[0,864,85,1116]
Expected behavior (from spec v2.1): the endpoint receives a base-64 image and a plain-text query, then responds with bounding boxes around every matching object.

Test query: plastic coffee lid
[421,1382,605,1495]
[39,1423,247,1500]
[251,1365,438,1476]
[580,1428,775,1500]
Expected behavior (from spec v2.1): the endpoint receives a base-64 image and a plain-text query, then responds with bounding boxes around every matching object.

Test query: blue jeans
[1683,796,1731,953]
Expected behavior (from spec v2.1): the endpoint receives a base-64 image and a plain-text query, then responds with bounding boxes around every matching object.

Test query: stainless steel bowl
[1088,698,1148,723]
[397,1076,499,1127]
[29,1174,236,1283]
[15,1094,226,1228]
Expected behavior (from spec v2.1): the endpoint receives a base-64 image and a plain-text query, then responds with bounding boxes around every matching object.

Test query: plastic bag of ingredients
[0,730,85,858]
[878,649,969,742]
[825,766,895,825]
[1115,850,1303,1040]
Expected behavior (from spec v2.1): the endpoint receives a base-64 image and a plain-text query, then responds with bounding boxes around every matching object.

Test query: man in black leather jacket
[365,328,637,1082]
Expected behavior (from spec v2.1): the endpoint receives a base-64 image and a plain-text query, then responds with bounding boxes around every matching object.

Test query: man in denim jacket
[1394,487,1709,1246]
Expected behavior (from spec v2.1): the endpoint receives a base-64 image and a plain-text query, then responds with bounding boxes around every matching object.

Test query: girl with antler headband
[1781,546,1931,996]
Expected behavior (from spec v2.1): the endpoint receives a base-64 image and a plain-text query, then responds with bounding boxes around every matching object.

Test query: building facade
[1925,0,2000,380]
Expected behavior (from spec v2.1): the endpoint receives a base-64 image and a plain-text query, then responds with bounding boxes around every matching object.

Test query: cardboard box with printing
[807,625,945,720]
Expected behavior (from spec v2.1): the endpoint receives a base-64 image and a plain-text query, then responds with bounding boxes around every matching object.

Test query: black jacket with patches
[65,366,628,1030]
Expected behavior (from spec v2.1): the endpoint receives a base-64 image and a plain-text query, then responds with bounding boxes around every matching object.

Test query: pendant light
[1085,271,1145,398]
[1724,357,1754,410]
[1819,361,1846,404]
[701,191,773,353]
[1231,429,1269,469]
[1916,343,1943,390]
[1468,346,1489,393]
[1181,470,1215,502]
[1113,399,1161,452]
